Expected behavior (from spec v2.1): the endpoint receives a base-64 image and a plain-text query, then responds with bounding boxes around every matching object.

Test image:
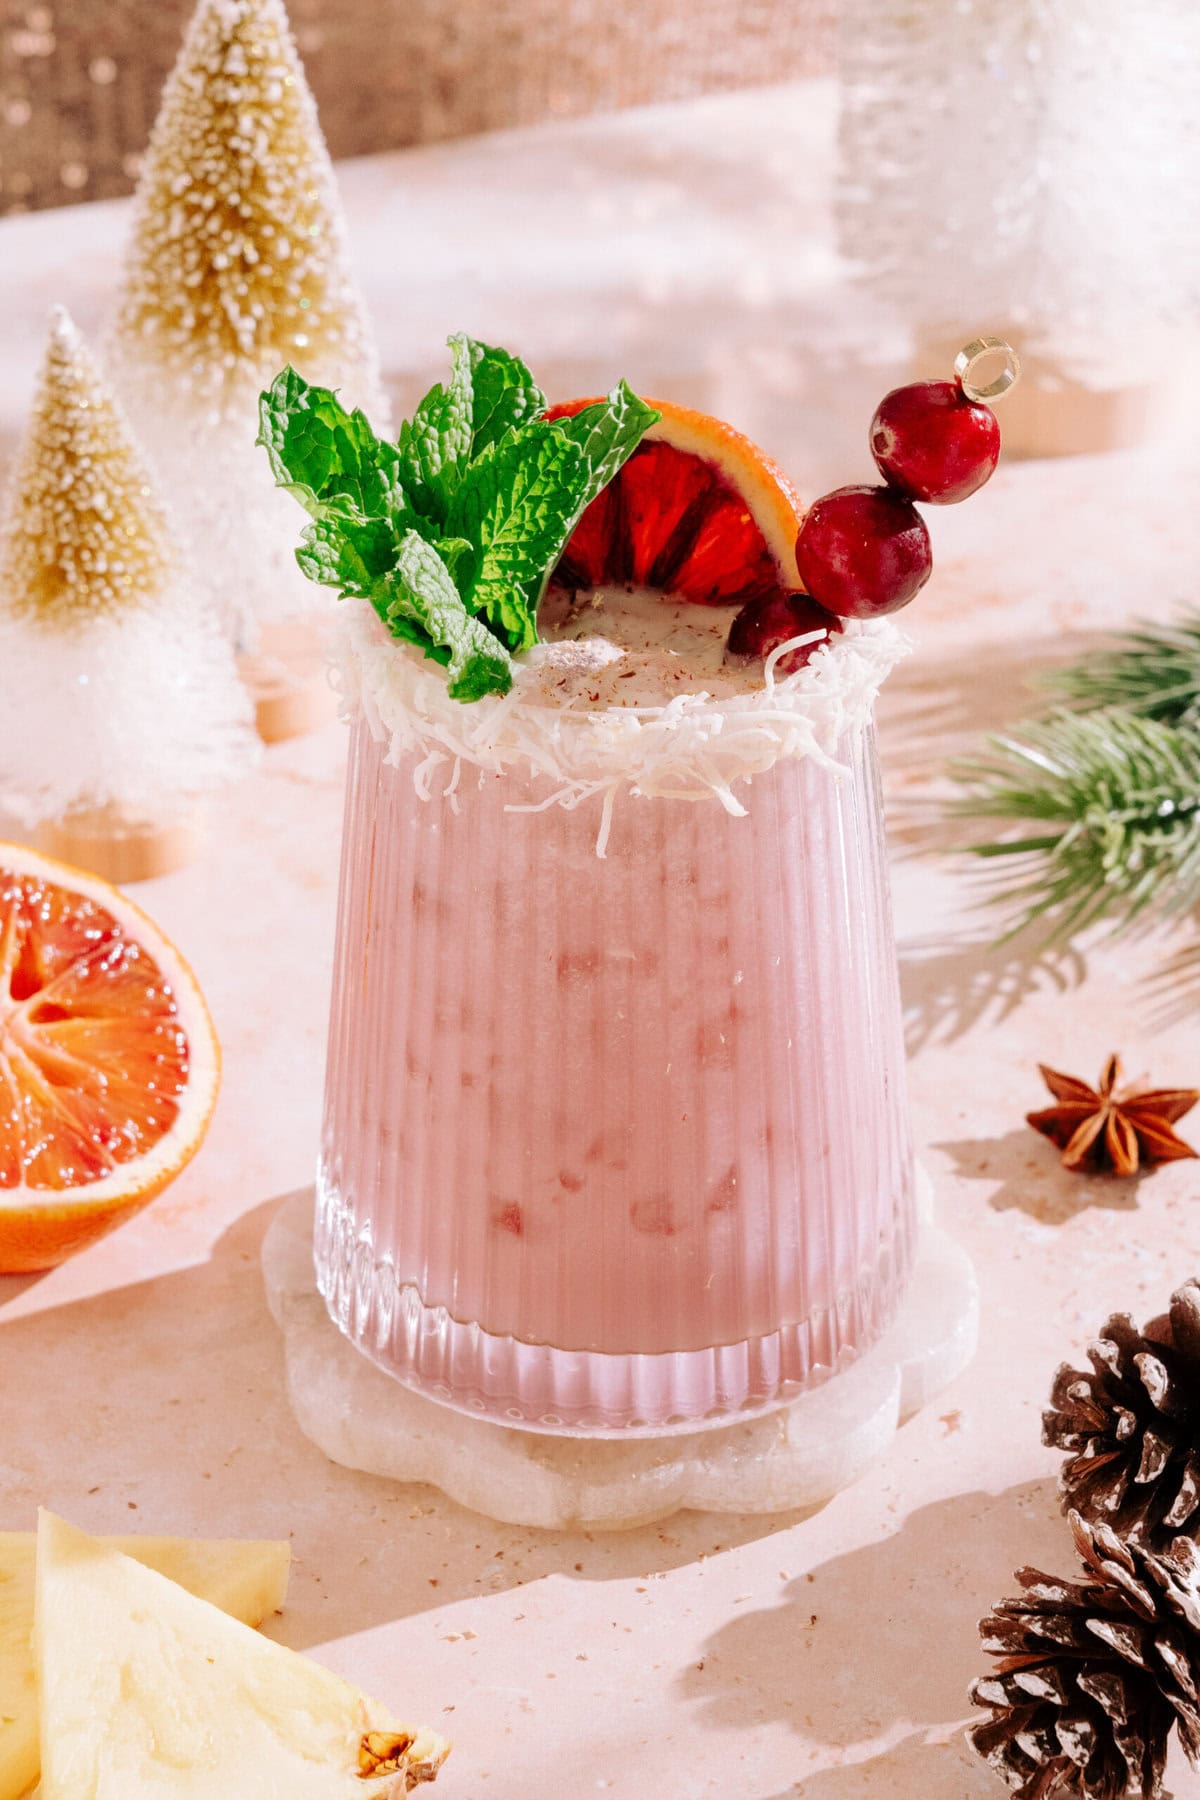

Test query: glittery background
[0,0,836,215]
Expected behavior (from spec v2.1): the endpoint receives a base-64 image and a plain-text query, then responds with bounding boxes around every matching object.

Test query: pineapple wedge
[34,1514,449,1797]
[0,1525,290,1800]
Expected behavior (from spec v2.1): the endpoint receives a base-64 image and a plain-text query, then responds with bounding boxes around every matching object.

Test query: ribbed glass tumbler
[316,714,916,1434]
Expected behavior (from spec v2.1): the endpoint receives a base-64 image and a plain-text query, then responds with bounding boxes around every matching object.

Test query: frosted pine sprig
[954,709,1200,941]
[1042,614,1200,728]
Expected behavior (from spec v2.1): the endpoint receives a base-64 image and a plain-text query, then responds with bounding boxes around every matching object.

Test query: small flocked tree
[0,308,256,859]
[107,0,385,651]
[837,0,1200,366]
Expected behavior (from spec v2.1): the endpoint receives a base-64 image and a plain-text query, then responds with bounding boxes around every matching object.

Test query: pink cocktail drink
[317,693,916,1433]
[258,330,1013,1440]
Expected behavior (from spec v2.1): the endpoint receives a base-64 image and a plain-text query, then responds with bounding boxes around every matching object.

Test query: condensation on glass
[316,714,916,1435]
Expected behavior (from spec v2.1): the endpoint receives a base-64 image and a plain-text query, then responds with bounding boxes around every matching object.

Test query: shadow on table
[936,1127,1151,1225]
[1142,931,1200,1028]
[877,628,1095,870]
[900,930,1088,1059]
[772,1723,1193,1800]
[0,1269,48,1303]
[881,626,1093,765]
[0,1194,814,1648]
[678,1479,1062,1763]
[769,1728,993,1798]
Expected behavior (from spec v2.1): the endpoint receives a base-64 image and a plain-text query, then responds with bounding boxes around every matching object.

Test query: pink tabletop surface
[3,81,1200,1799]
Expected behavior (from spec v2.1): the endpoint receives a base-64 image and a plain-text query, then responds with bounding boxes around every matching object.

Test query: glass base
[266,1175,975,1527]
[314,1166,917,1437]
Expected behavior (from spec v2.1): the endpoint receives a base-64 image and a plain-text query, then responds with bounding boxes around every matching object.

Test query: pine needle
[952,709,1200,942]
[1041,614,1200,727]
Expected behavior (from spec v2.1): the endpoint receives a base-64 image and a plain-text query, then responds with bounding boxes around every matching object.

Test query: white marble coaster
[263,1182,978,1530]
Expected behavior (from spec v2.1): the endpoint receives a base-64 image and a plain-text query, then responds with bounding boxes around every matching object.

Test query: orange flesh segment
[0,872,189,1190]
[553,437,793,607]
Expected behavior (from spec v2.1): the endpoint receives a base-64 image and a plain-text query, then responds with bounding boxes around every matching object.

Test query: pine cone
[1043,1282,1200,1544]
[969,1513,1200,1799]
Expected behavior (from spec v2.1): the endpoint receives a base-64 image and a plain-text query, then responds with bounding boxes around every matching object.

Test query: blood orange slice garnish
[547,397,806,606]
[0,844,219,1272]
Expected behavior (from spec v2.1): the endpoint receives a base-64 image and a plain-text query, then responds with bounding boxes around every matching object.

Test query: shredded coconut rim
[334,600,907,854]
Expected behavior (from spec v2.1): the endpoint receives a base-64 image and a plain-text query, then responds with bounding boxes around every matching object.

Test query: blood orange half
[547,397,806,606]
[0,844,219,1272]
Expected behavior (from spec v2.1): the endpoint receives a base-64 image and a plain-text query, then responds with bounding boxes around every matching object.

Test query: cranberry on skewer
[723,337,1019,662]
[869,379,1000,504]
[794,485,932,621]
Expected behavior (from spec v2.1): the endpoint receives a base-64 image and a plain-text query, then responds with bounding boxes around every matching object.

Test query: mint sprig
[467,338,545,457]
[388,533,514,702]
[448,422,590,652]
[396,334,473,518]
[258,337,660,702]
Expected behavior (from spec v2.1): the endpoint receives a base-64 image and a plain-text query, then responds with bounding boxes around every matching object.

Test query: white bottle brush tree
[837,0,1200,375]
[106,0,385,653]
[0,308,257,857]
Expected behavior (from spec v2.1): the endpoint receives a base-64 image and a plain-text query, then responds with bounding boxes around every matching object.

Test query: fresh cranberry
[870,379,1000,504]
[794,485,931,619]
[725,591,841,672]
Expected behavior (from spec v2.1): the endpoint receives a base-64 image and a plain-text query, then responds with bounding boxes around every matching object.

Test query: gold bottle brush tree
[106,0,386,734]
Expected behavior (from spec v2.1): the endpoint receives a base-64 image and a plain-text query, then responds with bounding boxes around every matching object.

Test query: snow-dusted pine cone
[1043,1282,1200,1546]
[969,1513,1200,1799]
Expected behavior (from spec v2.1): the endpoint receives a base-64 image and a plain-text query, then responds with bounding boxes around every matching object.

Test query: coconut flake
[333,599,907,843]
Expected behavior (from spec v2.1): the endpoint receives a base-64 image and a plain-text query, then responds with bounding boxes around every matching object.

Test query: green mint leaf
[384,532,514,700]
[397,336,546,512]
[550,380,661,515]
[258,368,405,521]
[510,381,660,618]
[298,514,511,695]
[433,535,476,587]
[295,517,370,592]
[465,339,545,456]
[448,422,590,652]
[397,335,474,517]
[295,510,416,594]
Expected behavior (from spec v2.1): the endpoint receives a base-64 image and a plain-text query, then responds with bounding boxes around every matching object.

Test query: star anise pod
[1027,1055,1198,1177]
